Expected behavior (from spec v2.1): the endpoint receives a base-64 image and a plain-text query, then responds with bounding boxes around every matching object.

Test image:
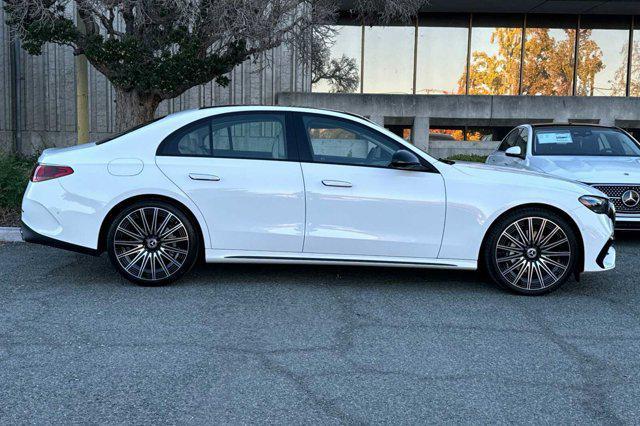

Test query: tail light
[31,164,74,182]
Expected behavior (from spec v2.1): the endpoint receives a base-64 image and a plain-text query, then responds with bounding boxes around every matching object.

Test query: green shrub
[447,154,488,163]
[0,154,36,209]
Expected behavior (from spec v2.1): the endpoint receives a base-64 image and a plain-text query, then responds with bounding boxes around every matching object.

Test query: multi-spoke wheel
[107,201,199,285]
[483,208,579,295]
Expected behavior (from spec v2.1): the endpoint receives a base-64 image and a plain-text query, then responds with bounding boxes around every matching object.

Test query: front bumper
[21,221,99,256]
[596,237,616,270]
[615,214,640,230]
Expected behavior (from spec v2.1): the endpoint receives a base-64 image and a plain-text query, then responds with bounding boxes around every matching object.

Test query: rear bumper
[21,221,99,256]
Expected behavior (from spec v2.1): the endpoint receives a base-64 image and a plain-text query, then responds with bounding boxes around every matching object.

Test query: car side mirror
[505,146,523,158]
[390,149,426,171]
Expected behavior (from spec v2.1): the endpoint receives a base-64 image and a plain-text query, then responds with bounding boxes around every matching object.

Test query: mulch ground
[0,207,21,227]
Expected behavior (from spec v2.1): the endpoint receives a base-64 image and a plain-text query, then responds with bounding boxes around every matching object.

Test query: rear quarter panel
[25,128,212,251]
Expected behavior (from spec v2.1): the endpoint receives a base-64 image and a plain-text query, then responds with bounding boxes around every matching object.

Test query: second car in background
[487,124,640,230]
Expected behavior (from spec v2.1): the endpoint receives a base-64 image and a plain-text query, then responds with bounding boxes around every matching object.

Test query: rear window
[533,126,640,157]
[96,116,166,145]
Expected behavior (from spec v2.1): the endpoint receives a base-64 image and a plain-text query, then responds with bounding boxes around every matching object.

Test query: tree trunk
[114,89,162,132]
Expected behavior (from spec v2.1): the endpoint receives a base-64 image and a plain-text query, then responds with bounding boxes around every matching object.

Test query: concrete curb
[0,227,22,242]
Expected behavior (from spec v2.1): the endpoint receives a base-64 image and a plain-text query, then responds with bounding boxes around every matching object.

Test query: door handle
[189,173,220,181]
[322,180,352,188]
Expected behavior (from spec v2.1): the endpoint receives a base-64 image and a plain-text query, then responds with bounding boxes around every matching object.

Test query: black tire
[107,200,200,286]
[482,208,579,295]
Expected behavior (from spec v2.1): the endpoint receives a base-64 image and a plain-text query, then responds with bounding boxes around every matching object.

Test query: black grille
[591,184,640,214]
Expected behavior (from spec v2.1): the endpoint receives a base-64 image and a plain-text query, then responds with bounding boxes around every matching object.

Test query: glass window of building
[522,16,577,96]
[363,26,416,94]
[631,29,640,97]
[312,25,362,93]
[468,15,523,95]
[416,15,469,95]
[577,16,629,97]
[430,128,465,141]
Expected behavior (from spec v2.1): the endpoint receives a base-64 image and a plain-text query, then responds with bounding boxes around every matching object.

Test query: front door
[296,113,446,259]
[156,112,305,252]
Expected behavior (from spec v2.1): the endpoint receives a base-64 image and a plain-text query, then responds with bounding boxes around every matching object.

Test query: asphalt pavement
[1,236,640,424]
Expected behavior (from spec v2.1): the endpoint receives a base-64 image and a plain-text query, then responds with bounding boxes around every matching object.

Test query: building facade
[0,5,309,155]
[2,0,640,158]
[281,0,640,158]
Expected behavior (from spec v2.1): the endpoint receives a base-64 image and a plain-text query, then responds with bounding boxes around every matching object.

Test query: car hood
[531,156,640,184]
[451,161,602,196]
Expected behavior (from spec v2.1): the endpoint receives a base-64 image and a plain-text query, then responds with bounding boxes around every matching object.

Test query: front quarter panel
[437,164,613,270]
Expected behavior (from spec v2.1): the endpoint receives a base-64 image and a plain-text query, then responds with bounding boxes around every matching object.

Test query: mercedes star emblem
[622,189,640,207]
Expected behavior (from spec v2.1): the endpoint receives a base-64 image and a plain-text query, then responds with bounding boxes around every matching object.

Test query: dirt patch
[0,207,21,227]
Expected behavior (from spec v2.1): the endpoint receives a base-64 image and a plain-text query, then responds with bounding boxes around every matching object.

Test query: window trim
[293,112,438,173]
[156,111,299,162]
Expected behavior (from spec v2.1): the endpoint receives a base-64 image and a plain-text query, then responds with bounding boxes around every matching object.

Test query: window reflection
[629,30,639,97]
[416,26,468,94]
[577,20,628,96]
[312,25,362,93]
[363,26,415,94]
[467,25,522,95]
[430,128,464,141]
[522,28,575,95]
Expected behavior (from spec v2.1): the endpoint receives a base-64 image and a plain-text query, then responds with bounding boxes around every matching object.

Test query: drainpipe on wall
[9,38,22,155]
[75,10,89,145]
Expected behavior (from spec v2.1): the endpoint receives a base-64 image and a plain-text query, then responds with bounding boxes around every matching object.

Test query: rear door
[295,113,446,259]
[156,112,305,252]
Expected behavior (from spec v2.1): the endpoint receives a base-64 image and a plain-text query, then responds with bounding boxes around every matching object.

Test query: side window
[302,115,402,167]
[159,113,287,160]
[176,122,212,156]
[213,115,286,160]
[498,129,518,151]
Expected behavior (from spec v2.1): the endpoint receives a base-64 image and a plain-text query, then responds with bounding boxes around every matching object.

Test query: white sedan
[22,107,616,294]
[486,123,640,230]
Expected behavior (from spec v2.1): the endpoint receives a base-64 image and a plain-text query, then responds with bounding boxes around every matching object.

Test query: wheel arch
[478,203,585,274]
[97,194,207,260]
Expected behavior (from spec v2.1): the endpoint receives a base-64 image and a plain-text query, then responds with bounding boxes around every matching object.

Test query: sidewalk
[0,227,22,242]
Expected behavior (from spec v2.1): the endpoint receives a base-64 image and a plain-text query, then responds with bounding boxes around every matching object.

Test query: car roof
[530,123,618,129]
[195,104,375,123]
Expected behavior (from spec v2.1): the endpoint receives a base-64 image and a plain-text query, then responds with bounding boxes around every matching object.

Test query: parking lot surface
[1,236,640,424]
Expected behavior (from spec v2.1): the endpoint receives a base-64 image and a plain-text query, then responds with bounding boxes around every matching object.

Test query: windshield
[532,126,640,157]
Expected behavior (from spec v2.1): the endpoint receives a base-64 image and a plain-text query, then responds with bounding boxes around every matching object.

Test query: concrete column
[369,115,384,127]
[412,116,430,153]
[599,117,616,127]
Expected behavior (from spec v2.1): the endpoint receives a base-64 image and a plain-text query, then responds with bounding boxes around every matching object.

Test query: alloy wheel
[112,207,190,281]
[495,217,572,291]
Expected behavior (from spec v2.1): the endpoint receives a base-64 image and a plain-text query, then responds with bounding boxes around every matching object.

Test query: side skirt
[204,249,477,270]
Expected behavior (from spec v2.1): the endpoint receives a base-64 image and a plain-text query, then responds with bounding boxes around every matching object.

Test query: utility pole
[9,38,22,154]
[75,9,89,144]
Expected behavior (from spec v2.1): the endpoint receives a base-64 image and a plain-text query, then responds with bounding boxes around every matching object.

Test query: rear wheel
[483,208,579,295]
[107,201,199,286]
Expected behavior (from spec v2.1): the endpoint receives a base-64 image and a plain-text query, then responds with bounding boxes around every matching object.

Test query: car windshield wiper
[438,158,456,165]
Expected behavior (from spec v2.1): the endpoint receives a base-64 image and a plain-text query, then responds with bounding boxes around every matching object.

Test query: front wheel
[483,208,579,295]
[107,200,200,286]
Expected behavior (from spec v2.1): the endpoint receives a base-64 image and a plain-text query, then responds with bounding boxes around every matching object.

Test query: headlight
[579,195,610,214]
